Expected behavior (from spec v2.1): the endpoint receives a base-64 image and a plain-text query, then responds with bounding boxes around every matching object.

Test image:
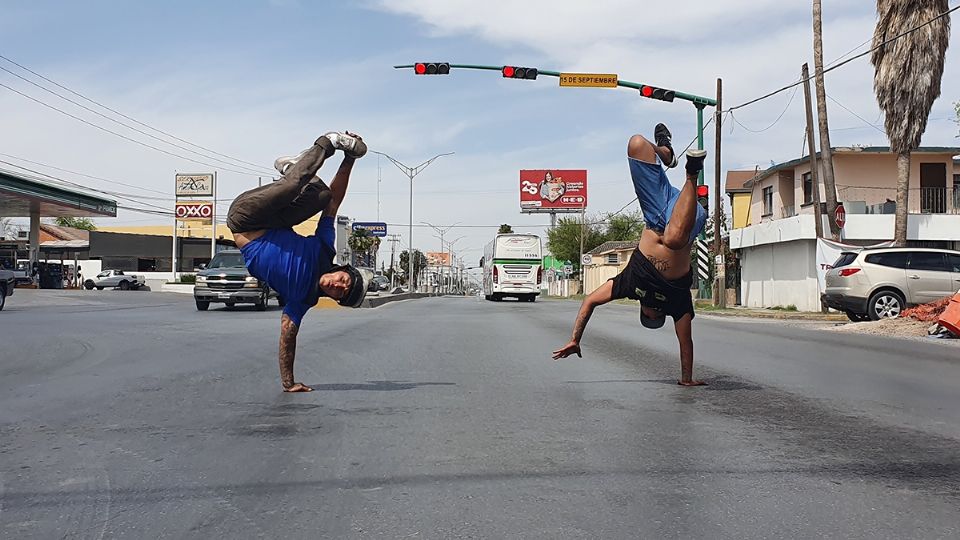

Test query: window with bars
[803,173,813,204]
[606,253,619,265]
[763,186,774,216]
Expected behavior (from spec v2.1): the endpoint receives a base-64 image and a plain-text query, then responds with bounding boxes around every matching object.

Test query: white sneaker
[324,132,367,159]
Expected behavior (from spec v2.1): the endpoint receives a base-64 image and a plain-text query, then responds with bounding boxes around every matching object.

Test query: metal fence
[837,186,960,215]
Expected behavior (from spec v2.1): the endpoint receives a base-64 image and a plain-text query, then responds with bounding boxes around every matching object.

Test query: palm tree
[348,228,379,267]
[870,1,951,246]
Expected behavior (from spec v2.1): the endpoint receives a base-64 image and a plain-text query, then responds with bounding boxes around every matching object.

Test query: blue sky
[1,0,958,265]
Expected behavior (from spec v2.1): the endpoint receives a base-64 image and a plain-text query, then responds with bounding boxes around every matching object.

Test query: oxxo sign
[175,201,213,220]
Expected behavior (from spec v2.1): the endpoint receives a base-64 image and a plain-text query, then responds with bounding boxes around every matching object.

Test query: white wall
[740,240,820,311]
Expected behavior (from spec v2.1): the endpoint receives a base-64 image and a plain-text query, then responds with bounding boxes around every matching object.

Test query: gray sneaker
[273,153,302,175]
[324,132,367,159]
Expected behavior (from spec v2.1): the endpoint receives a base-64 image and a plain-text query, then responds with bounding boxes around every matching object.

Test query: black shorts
[609,248,695,322]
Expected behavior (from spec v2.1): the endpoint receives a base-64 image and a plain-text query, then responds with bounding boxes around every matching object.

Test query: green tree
[602,211,645,242]
[348,228,380,267]
[399,249,427,287]
[53,217,96,230]
[546,215,606,273]
[497,224,513,234]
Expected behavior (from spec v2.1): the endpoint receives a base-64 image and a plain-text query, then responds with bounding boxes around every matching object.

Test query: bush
[178,274,196,284]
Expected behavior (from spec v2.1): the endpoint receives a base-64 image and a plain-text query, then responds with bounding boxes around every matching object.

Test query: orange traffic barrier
[937,292,960,337]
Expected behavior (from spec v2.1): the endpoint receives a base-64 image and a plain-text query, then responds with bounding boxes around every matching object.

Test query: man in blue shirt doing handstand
[227,131,368,392]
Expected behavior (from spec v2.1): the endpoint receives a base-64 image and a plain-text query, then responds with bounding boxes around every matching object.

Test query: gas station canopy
[0,169,117,218]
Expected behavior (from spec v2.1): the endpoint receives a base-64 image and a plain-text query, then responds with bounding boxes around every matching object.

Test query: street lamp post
[371,151,454,293]
[424,222,459,294]
[446,236,466,294]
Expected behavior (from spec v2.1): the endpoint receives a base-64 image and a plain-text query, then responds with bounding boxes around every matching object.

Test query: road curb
[362,292,434,308]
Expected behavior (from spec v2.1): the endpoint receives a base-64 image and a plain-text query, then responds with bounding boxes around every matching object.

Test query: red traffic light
[502,65,538,80]
[414,62,450,75]
[696,185,709,198]
[639,85,676,102]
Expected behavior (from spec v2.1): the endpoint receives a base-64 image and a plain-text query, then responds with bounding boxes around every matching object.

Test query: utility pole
[813,0,841,240]
[714,78,725,308]
[802,64,825,241]
[386,234,401,290]
[371,151,454,293]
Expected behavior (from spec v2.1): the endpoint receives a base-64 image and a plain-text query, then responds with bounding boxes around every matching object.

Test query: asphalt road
[1,290,959,539]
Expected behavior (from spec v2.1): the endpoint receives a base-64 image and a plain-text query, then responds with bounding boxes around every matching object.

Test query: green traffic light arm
[394,63,717,107]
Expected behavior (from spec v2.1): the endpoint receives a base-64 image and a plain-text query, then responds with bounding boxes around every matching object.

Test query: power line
[826,94,886,134]
[0,81,265,176]
[726,3,959,113]
[729,83,799,133]
[0,152,170,196]
[0,161,172,212]
[0,53,274,174]
[0,64,275,176]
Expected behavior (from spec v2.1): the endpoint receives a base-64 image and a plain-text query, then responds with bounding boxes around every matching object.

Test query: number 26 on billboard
[521,181,538,195]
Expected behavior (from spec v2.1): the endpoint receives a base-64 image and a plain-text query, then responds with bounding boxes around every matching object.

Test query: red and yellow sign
[175,201,213,221]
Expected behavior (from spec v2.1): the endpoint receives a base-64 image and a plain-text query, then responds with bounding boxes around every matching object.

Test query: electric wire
[0,53,274,174]
[726,3,959,113]
[0,81,266,176]
[0,65,275,176]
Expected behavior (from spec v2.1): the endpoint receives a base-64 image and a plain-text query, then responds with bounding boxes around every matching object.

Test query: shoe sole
[686,149,707,158]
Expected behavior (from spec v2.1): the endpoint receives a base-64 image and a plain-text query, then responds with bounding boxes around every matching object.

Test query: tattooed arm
[279,314,312,392]
[552,280,615,359]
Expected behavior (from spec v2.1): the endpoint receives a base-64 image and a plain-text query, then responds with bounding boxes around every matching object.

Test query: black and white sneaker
[654,123,678,168]
[685,149,707,176]
[324,131,367,159]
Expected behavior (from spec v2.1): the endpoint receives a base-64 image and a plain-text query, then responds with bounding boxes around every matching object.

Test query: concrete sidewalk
[541,295,847,322]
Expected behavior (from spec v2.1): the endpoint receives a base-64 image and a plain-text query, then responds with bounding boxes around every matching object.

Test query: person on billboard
[552,124,709,386]
[539,171,566,203]
[227,131,368,393]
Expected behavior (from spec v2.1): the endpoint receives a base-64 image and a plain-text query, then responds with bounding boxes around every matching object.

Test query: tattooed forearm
[571,303,596,343]
[279,314,300,388]
[645,254,671,273]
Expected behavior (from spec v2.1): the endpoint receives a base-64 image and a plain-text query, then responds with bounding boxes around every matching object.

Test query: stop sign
[835,203,846,230]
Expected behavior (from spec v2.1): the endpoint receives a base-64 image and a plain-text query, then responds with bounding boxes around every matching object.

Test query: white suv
[822,248,960,321]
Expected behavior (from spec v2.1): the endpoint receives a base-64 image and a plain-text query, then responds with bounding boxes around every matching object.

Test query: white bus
[482,233,542,302]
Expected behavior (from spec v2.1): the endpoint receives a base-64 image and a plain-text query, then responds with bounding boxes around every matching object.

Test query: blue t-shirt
[240,216,336,326]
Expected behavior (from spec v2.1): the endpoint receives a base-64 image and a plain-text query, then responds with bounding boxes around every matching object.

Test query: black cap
[639,305,666,329]
[327,265,366,308]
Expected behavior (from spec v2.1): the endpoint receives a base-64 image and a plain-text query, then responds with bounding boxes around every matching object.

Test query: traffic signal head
[502,65,538,80]
[639,85,676,102]
[414,62,450,75]
[696,184,709,209]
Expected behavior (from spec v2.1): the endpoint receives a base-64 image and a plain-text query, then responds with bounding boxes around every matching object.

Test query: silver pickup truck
[83,269,146,291]
[0,269,14,310]
[193,249,282,311]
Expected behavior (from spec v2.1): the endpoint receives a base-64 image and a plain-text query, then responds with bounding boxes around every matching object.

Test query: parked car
[84,269,145,291]
[193,249,281,311]
[0,268,15,310]
[369,275,390,292]
[822,247,960,321]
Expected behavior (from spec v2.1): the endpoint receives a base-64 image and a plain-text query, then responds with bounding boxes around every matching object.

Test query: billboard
[175,173,214,197]
[520,169,587,213]
[351,221,387,237]
[175,201,213,221]
[426,252,451,266]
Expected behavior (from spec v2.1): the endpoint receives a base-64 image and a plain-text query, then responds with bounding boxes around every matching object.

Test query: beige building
[581,241,637,294]
[729,146,960,311]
